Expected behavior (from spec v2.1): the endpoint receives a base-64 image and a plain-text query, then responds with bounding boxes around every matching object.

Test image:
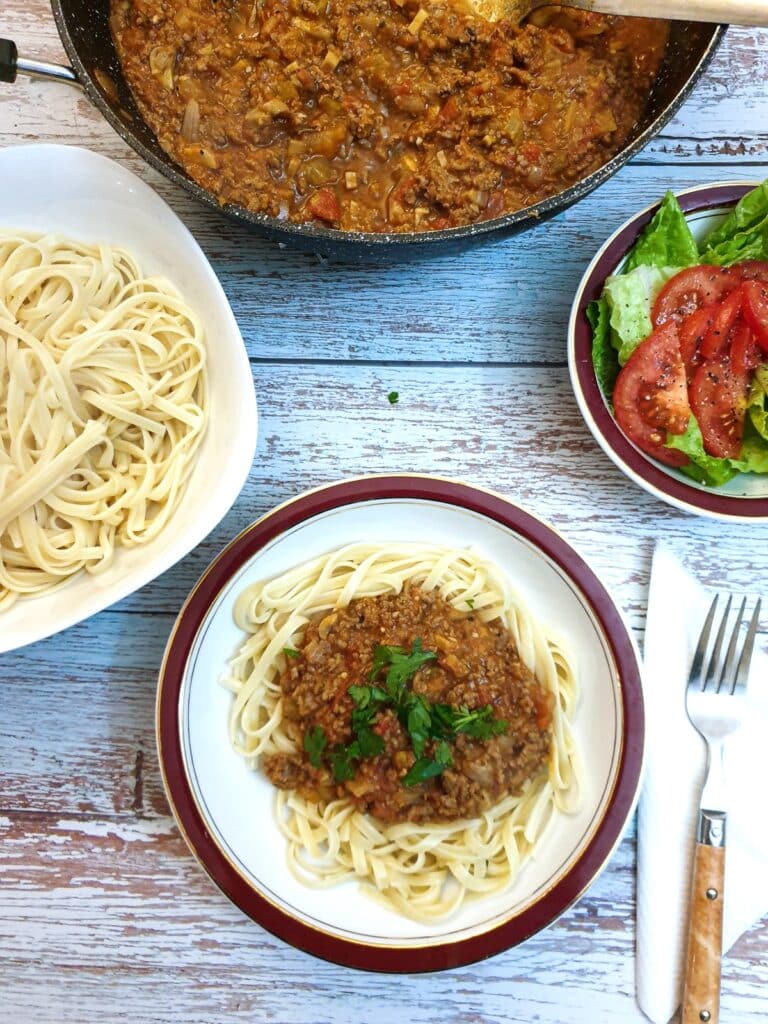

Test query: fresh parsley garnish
[329,742,359,782]
[406,695,432,758]
[303,725,327,768]
[387,391,399,404]
[452,704,509,741]
[369,638,437,700]
[302,639,508,789]
[465,598,474,609]
[403,757,445,786]
[283,647,300,659]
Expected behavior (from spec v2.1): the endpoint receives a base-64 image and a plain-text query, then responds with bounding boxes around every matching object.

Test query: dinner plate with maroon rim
[568,181,768,522]
[156,474,643,972]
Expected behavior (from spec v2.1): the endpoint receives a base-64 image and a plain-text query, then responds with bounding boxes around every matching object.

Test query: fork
[681,593,762,1024]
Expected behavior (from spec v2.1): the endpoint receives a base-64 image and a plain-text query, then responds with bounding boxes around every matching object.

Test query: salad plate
[569,181,768,521]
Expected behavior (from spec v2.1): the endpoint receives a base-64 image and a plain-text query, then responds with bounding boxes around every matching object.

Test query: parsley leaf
[302,639,507,791]
[329,741,360,782]
[403,756,448,787]
[303,725,327,768]
[369,639,437,702]
[434,740,454,767]
[283,647,301,659]
[357,727,385,758]
[452,704,509,741]
[348,684,372,708]
[406,695,432,758]
[388,391,399,405]
[465,598,475,609]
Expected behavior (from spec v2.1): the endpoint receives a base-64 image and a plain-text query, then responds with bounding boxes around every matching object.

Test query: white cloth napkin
[636,544,768,1023]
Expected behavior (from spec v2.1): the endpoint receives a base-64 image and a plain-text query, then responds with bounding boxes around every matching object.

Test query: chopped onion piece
[322,47,341,71]
[180,98,200,142]
[408,9,428,34]
[263,98,290,117]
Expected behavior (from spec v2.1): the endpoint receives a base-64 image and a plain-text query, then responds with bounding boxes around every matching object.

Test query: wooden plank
[0,810,765,1022]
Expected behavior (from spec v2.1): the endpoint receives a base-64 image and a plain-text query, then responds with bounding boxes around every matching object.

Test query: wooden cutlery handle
[587,1,768,28]
[682,843,725,1024]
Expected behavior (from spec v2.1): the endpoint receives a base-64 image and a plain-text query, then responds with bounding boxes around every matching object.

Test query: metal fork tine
[733,598,762,695]
[690,595,718,690]
[718,595,746,693]
[703,594,731,692]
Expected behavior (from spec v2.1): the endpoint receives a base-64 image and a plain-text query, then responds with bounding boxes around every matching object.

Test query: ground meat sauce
[264,586,553,824]
[110,0,668,233]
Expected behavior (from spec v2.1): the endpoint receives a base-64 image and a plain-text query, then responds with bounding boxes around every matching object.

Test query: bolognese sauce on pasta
[222,543,580,921]
[265,585,552,824]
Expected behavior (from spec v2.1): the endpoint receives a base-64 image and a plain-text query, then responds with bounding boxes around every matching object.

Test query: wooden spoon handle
[681,843,725,1024]
[585,0,768,25]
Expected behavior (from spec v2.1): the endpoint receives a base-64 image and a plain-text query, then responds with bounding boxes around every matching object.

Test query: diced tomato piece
[613,321,691,467]
[390,175,418,208]
[742,279,768,351]
[679,303,717,379]
[700,286,743,360]
[304,188,340,224]
[652,266,740,325]
[689,352,751,459]
[521,142,542,163]
[730,319,763,375]
[440,96,459,122]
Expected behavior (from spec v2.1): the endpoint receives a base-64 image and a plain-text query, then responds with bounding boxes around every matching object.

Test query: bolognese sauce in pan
[110,0,668,233]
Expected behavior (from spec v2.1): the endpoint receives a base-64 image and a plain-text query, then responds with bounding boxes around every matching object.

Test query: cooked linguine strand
[0,231,208,608]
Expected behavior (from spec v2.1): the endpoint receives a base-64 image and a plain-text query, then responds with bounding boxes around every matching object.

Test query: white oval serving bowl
[0,144,257,652]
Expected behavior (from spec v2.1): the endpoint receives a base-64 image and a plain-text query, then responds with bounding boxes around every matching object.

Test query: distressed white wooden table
[1,5,767,1022]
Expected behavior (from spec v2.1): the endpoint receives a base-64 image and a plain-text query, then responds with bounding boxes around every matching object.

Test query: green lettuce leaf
[746,364,768,441]
[665,417,740,488]
[701,181,768,266]
[603,264,680,365]
[587,297,619,399]
[732,420,768,475]
[624,191,699,272]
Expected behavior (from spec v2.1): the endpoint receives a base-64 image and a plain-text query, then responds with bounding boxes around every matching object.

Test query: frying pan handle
[0,38,81,89]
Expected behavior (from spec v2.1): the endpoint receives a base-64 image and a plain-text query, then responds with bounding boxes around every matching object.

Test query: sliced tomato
[652,266,740,325]
[729,319,763,375]
[613,321,690,467]
[736,261,768,283]
[700,286,743,360]
[742,279,768,351]
[679,303,717,379]
[689,353,750,459]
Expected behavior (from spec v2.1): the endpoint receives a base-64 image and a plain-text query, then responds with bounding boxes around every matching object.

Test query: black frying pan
[0,3,724,259]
